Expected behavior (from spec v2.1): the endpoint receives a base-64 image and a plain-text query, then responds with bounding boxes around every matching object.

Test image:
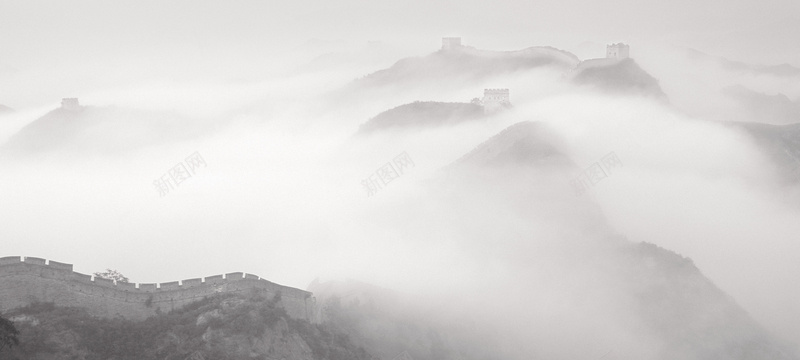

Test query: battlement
[483,89,510,95]
[442,37,462,51]
[0,256,318,322]
[477,88,510,113]
[481,88,511,112]
[606,43,630,59]
[61,98,81,111]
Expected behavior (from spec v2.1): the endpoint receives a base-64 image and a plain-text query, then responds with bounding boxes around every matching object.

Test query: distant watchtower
[482,89,510,112]
[61,98,81,111]
[441,37,462,51]
[606,43,630,59]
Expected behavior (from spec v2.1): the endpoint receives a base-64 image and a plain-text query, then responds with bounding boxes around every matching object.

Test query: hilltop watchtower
[442,37,462,51]
[606,43,630,59]
[61,98,81,111]
[482,89,510,112]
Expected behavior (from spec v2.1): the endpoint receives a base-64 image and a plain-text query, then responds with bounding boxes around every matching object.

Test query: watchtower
[606,43,630,59]
[482,89,510,112]
[61,98,81,111]
[442,37,462,51]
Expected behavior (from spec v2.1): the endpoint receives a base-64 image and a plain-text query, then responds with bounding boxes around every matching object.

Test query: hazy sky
[1,0,799,90]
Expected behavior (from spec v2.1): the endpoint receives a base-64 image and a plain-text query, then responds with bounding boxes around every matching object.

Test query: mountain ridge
[353,45,580,88]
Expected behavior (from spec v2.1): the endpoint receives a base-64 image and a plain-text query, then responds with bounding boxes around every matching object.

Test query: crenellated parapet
[606,43,630,59]
[0,256,319,323]
[441,37,462,51]
[60,98,81,111]
[481,89,511,112]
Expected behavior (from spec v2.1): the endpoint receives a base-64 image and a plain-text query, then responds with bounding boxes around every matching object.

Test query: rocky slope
[427,121,798,359]
[2,292,371,360]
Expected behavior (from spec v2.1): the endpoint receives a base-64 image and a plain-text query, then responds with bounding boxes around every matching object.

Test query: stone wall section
[0,256,318,323]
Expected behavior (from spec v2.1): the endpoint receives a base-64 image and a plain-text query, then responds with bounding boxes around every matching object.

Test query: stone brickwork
[442,37,462,51]
[0,256,319,323]
[61,98,81,111]
[481,88,511,112]
[606,43,630,59]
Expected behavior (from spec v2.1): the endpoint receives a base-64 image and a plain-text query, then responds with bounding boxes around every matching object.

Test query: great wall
[0,256,319,323]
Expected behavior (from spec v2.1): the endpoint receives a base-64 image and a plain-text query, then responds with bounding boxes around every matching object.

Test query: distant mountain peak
[0,105,210,155]
[353,43,580,89]
[571,58,666,98]
[358,101,486,133]
[683,47,800,77]
[449,121,573,169]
